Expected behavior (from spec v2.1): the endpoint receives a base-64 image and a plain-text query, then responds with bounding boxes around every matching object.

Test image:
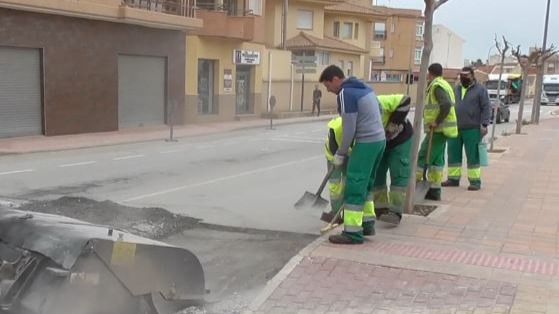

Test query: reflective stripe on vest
[424,77,458,138]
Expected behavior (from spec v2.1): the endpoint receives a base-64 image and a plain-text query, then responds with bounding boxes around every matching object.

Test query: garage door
[118,55,166,128]
[0,47,42,138]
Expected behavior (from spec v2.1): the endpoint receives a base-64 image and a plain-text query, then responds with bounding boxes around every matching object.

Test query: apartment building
[185,0,267,122]
[0,0,201,137]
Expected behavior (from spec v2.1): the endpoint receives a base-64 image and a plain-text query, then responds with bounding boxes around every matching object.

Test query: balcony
[192,0,265,42]
[371,56,385,64]
[123,0,196,18]
[373,30,387,41]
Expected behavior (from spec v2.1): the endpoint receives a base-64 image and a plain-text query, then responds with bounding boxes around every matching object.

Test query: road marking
[122,155,322,202]
[58,161,97,168]
[113,154,145,161]
[0,169,34,176]
[159,149,185,154]
[270,138,323,144]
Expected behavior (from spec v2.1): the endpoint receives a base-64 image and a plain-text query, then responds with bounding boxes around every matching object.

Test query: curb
[243,235,327,313]
[0,115,337,155]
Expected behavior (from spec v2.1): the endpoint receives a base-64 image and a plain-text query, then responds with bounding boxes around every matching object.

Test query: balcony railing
[195,0,256,16]
[373,30,387,41]
[371,56,385,64]
[123,0,196,18]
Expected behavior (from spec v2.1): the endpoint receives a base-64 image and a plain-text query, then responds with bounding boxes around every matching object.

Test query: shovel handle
[423,129,434,180]
[315,165,335,197]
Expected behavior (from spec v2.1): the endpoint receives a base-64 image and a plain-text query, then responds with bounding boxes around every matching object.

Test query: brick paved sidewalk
[248,117,559,314]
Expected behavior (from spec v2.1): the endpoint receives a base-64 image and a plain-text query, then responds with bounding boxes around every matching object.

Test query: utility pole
[532,0,551,124]
[281,0,288,49]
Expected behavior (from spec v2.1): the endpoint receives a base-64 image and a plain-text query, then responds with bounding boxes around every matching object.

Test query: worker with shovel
[374,94,413,225]
[319,65,386,245]
[417,63,458,201]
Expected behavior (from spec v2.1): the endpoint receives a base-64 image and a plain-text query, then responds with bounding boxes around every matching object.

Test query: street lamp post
[533,0,552,123]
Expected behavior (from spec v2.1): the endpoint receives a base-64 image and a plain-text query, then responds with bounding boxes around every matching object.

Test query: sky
[375,0,559,62]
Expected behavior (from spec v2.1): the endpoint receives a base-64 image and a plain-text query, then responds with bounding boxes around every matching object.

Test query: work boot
[442,179,460,187]
[329,231,363,244]
[363,221,376,236]
[374,207,389,218]
[320,211,343,224]
[425,188,441,201]
[378,211,402,225]
[467,184,481,191]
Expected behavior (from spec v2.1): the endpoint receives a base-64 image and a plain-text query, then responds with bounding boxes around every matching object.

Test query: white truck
[542,74,559,106]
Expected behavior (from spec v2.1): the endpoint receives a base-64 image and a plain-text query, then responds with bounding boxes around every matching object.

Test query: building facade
[0,0,201,138]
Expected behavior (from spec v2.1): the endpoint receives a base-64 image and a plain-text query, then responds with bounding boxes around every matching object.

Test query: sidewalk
[248,116,559,314]
[0,114,335,154]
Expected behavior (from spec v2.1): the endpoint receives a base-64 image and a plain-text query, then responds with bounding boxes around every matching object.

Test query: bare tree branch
[434,0,449,10]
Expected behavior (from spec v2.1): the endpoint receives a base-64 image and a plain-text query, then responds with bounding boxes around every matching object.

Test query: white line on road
[0,169,34,176]
[270,138,323,144]
[122,155,322,202]
[113,154,145,161]
[58,161,97,168]
[159,149,185,154]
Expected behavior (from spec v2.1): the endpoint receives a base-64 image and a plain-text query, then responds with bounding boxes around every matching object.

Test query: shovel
[414,129,434,203]
[294,166,335,210]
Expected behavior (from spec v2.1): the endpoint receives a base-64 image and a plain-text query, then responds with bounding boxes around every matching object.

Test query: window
[416,23,424,38]
[391,22,395,33]
[316,51,330,65]
[354,23,359,39]
[374,22,386,40]
[389,49,394,58]
[297,10,313,30]
[347,61,353,76]
[247,0,262,15]
[333,22,340,37]
[342,22,353,39]
[414,48,422,65]
[339,60,345,71]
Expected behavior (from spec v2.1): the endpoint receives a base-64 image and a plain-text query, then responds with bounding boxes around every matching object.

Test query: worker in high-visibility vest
[373,94,413,225]
[319,65,386,245]
[417,63,458,201]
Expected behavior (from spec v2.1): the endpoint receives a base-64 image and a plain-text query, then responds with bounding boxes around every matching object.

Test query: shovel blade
[295,191,329,210]
[414,181,430,204]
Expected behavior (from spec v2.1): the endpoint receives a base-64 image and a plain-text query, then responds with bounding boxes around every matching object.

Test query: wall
[431,25,464,69]
[0,7,185,135]
[379,15,419,71]
[323,14,369,50]
[186,36,265,122]
[287,2,325,40]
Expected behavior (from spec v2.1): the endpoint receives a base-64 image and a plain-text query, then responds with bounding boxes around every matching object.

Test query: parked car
[490,98,510,124]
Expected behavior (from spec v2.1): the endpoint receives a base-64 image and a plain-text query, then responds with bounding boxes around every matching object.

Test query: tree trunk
[531,62,544,124]
[516,66,529,134]
[404,0,434,214]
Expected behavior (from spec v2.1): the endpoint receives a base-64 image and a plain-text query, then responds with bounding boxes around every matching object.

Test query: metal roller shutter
[0,47,42,138]
[118,55,166,128]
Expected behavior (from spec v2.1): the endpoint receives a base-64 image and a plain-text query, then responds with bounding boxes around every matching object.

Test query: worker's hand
[332,154,346,168]
[429,122,439,130]
[480,126,488,137]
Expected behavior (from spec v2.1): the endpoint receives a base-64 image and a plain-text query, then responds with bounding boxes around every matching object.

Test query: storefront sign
[224,69,233,93]
[233,50,261,65]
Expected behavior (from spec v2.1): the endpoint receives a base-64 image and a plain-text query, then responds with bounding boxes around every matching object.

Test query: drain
[411,204,437,216]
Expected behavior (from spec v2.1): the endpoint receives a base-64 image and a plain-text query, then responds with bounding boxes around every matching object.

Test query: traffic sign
[293,55,317,63]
